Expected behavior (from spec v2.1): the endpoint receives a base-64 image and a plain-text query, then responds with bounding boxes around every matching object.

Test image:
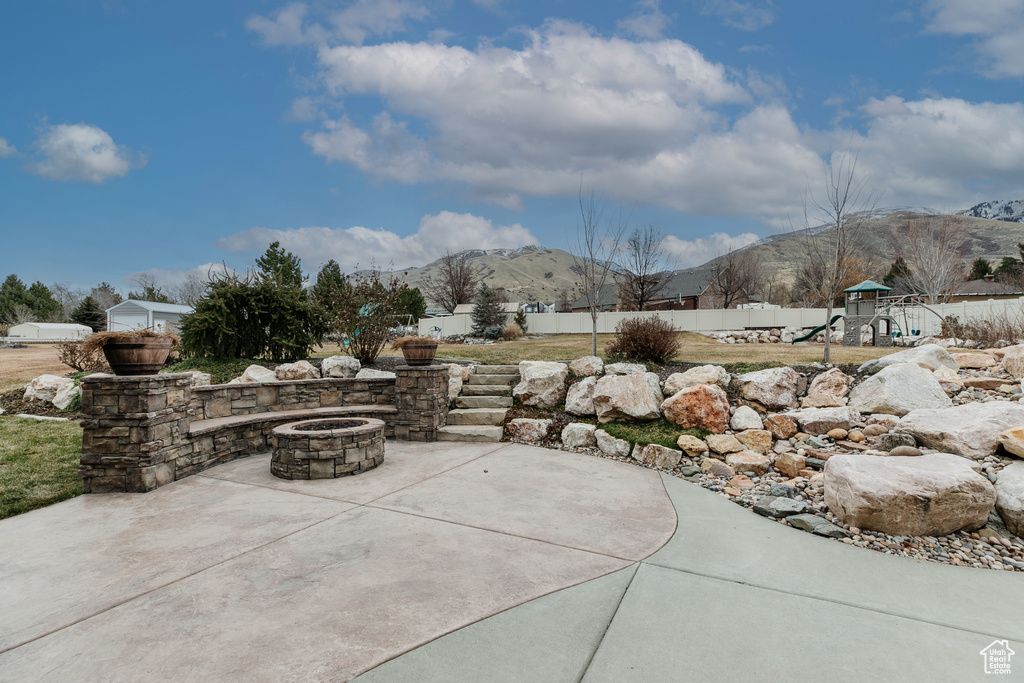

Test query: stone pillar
[79,374,194,493]
[394,365,449,442]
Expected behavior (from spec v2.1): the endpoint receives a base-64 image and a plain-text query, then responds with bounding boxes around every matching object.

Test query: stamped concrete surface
[0,442,675,681]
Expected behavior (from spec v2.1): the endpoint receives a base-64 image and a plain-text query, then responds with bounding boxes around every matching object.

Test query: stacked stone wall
[395,365,449,441]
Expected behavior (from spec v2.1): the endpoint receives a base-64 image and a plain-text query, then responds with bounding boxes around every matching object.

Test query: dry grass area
[0,344,72,394]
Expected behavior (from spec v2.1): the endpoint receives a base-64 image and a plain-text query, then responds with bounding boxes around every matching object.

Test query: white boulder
[506,418,552,443]
[513,361,569,409]
[561,422,597,449]
[595,429,631,457]
[785,407,862,436]
[995,462,1024,537]
[632,443,682,469]
[857,344,959,375]
[604,362,646,375]
[322,355,361,378]
[569,356,604,376]
[23,375,73,403]
[355,368,396,379]
[565,376,597,416]
[663,365,730,396]
[735,366,802,410]
[898,402,1024,459]
[730,405,763,431]
[233,365,279,383]
[848,363,951,417]
[932,366,964,395]
[51,382,80,410]
[592,373,662,423]
[808,368,851,398]
[275,360,320,381]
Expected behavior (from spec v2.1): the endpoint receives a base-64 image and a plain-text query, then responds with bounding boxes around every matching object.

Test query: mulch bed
[0,391,81,420]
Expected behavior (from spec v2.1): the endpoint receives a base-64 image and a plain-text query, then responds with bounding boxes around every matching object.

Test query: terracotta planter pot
[102,337,176,376]
[400,341,438,366]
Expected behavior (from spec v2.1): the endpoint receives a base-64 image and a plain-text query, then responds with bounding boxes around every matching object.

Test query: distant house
[7,322,92,340]
[569,267,756,312]
[948,275,1024,303]
[106,300,194,333]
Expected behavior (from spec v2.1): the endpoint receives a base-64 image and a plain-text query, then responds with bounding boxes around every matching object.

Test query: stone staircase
[438,365,519,443]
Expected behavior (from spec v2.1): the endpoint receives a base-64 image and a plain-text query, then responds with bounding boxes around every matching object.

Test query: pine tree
[968,258,993,281]
[882,257,911,290]
[312,259,348,303]
[397,287,427,323]
[127,284,174,303]
[71,296,106,332]
[470,283,506,337]
[27,282,62,321]
[514,308,528,333]
[0,275,29,322]
[256,241,304,288]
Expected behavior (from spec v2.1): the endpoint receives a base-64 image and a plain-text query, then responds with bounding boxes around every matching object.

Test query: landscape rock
[632,443,683,469]
[774,452,806,478]
[826,428,848,440]
[933,366,964,395]
[725,450,771,476]
[705,433,744,454]
[808,368,851,398]
[604,362,646,375]
[800,394,848,408]
[51,382,79,410]
[857,344,959,375]
[995,461,1024,537]
[735,429,772,454]
[565,376,597,416]
[506,418,552,443]
[569,356,604,376]
[866,414,900,430]
[1003,346,1024,379]
[233,365,279,383]
[700,459,734,478]
[888,446,922,457]
[899,402,1024,458]
[787,514,849,538]
[593,373,661,423]
[321,356,361,378]
[561,422,597,449]
[763,414,798,440]
[275,360,320,381]
[877,433,916,451]
[661,384,731,433]
[23,375,74,402]
[645,373,664,403]
[730,405,763,431]
[824,453,996,536]
[663,365,730,396]
[595,429,631,457]
[735,366,802,411]
[676,434,709,456]
[441,363,473,382]
[998,427,1024,457]
[785,407,862,436]
[355,368,396,380]
[513,361,569,409]
[951,352,995,369]
[848,363,951,417]
[753,496,807,518]
[180,371,211,387]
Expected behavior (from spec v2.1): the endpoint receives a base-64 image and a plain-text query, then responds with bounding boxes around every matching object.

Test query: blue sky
[2,0,1023,292]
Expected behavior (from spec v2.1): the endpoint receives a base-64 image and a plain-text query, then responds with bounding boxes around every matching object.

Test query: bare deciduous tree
[570,187,627,356]
[706,248,763,309]
[51,282,85,322]
[615,224,672,311]
[802,151,879,364]
[421,250,481,314]
[896,215,968,305]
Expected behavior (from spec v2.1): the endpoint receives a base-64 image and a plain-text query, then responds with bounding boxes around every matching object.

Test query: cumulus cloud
[246,0,430,46]
[216,211,538,270]
[663,232,760,267]
[0,138,16,158]
[698,0,776,31]
[618,0,671,39]
[29,123,145,183]
[924,0,1024,77]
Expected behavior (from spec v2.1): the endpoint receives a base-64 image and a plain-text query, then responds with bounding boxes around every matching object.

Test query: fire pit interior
[271,417,385,480]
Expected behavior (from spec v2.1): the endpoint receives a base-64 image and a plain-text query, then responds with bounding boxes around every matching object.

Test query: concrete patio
[1,441,1021,681]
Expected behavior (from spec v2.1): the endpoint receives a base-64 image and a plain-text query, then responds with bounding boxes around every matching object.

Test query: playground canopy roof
[844,280,892,293]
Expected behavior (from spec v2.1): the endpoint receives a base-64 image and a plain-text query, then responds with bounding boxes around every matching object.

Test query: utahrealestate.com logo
[980,640,1014,675]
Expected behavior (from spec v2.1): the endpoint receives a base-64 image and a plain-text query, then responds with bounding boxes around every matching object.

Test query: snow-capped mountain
[959,200,1024,224]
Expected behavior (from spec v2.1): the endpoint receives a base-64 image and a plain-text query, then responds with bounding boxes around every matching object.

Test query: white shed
[7,322,93,340]
[106,300,194,333]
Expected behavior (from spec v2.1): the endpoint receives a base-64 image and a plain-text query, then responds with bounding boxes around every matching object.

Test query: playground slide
[791,314,844,344]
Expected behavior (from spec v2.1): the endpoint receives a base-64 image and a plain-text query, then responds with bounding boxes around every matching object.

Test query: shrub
[606,316,680,364]
[483,325,502,340]
[513,309,528,333]
[471,283,507,336]
[500,323,523,341]
[944,311,1024,347]
[319,268,408,364]
[55,341,109,372]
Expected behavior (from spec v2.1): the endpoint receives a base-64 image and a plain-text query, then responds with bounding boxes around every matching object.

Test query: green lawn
[0,417,83,520]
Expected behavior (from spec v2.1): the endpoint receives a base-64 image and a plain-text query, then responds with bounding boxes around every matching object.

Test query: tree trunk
[591,315,598,356]
[823,301,833,364]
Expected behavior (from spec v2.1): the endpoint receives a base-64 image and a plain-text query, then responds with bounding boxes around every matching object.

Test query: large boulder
[735,429,772,454]
[231,365,279,383]
[823,453,995,536]
[808,368,851,398]
[604,362,646,375]
[763,414,798,440]
[705,433,743,454]
[1002,345,1024,378]
[321,356,361,378]
[595,429,631,457]
[898,402,1024,459]
[51,382,80,410]
[857,344,959,375]
[848,363,951,417]
[569,356,604,377]
[676,434,709,457]
[561,422,597,449]
[995,461,1024,537]
[735,367,802,411]
[513,361,568,409]
[725,450,771,476]
[784,407,861,436]
[661,384,731,434]
[663,365,730,396]
[997,427,1024,457]
[23,375,74,402]
[730,405,763,431]
[645,373,664,403]
[632,443,682,469]
[506,418,552,443]
[932,366,964,395]
[355,368,396,379]
[275,360,320,381]
[565,376,597,416]
[951,352,995,369]
[592,373,661,423]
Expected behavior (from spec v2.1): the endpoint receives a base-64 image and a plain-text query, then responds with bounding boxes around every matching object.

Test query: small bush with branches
[55,341,110,372]
[500,323,523,341]
[606,316,680,364]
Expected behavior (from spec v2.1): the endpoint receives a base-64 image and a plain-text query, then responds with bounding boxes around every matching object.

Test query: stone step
[455,395,513,409]
[468,374,519,385]
[446,408,508,426]
[437,425,504,443]
[474,365,520,375]
[461,385,513,397]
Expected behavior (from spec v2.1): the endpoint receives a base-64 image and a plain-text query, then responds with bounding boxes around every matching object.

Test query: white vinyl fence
[419,297,1024,339]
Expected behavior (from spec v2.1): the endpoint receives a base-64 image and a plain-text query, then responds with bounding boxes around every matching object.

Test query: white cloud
[29,123,145,183]
[618,0,671,39]
[698,0,776,32]
[216,211,538,270]
[246,0,430,47]
[924,0,1024,77]
[663,232,760,267]
[0,138,16,158]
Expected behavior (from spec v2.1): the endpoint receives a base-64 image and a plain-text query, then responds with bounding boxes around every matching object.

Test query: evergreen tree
[127,284,174,303]
[968,258,993,281]
[27,282,62,321]
[513,308,528,333]
[312,259,348,303]
[0,275,29,322]
[89,282,122,310]
[882,257,911,290]
[256,241,304,288]
[995,256,1023,283]
[397,287,427,323]
[470,282,506,337]
[71,296,106,332]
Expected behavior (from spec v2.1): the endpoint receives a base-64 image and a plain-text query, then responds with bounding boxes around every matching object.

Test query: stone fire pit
[271,417,385,480]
